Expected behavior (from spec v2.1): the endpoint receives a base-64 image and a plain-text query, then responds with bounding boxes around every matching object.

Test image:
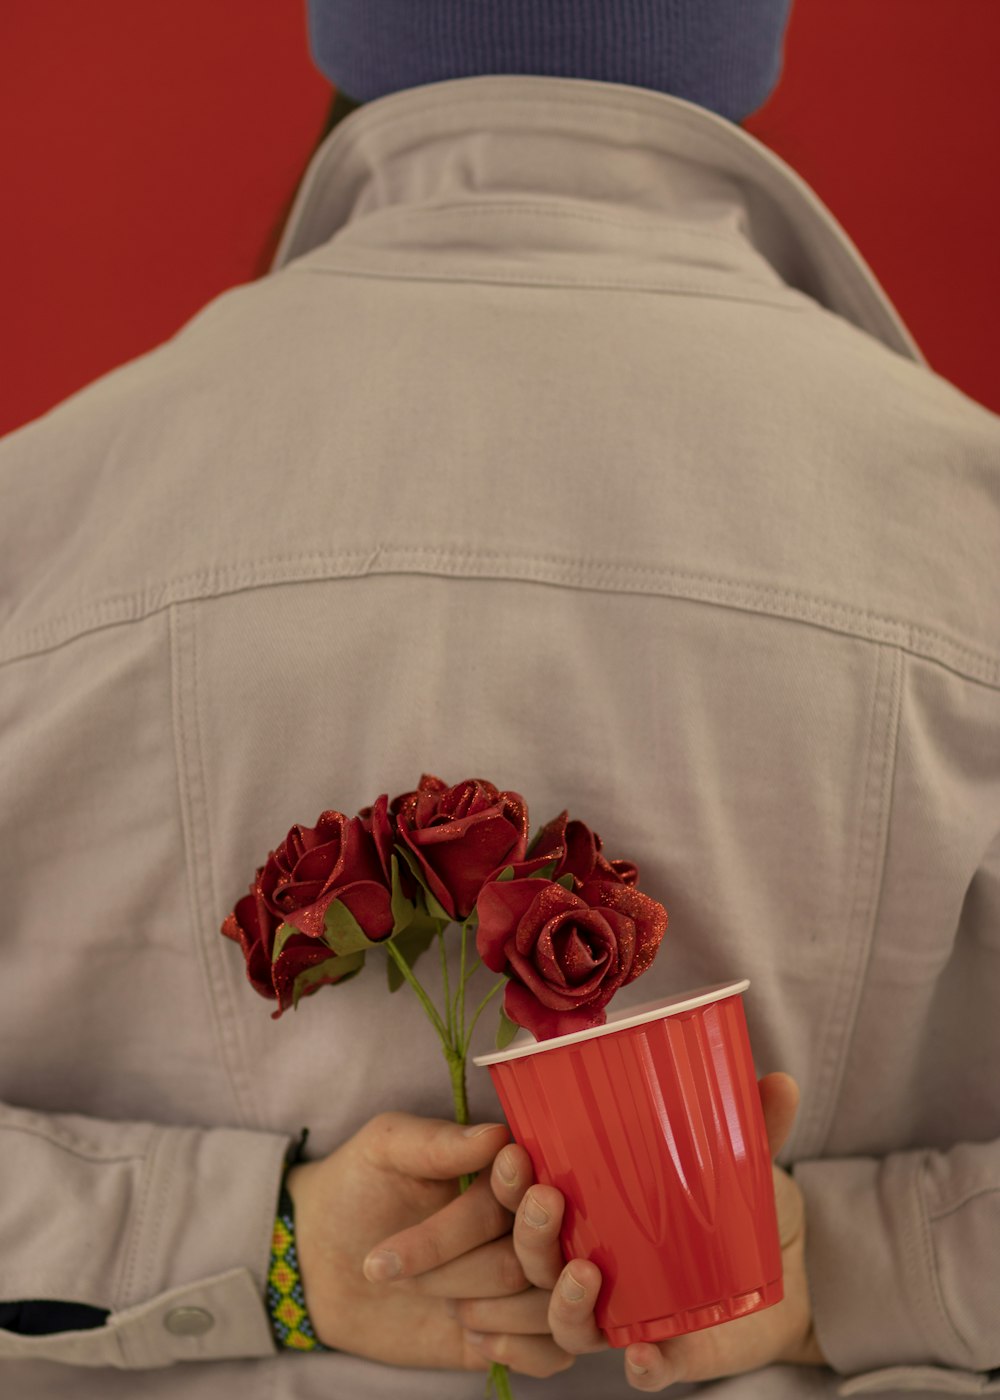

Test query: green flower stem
[461,954,482,986]
[446,1049,469,1127]
[439,929,454,1043]
[456,920,468,1048]
[387,933,514,1400]
[384,940,449,1045]
[463,979,505,1051]
[445,1047,514,1400]
[488,1359,515,1398]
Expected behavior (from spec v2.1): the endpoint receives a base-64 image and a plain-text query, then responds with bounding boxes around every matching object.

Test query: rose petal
[506,945,585,1009]
[411,809,522,918]
[221,906,276,1000]
[513,883,589,957]
[579,880,668,984]
[358,793,394,885]
[271,939,357,1018]
[503,980,608,1041]
[395,819,458,919]
[534,911,611,988]
[474,878,545,972]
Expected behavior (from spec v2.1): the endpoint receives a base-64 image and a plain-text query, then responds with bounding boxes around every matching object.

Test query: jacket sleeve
[0,1099,292,1368]
[790,825,1000,1396]
[793,1140,1000,1396]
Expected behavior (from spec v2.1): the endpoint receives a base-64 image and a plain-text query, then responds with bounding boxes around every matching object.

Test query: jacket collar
[272,73,925,367]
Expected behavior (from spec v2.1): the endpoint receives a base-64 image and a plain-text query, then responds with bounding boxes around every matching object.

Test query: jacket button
[163,1306,215,1336]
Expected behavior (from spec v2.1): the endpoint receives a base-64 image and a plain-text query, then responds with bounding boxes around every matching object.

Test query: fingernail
[463,1122,504,1137]
[443,1298,457,1318]
[363,1250,401,1281]
[465,1329,486,1346]
[627,1358,648,1375]
[560,1271,585,1301]
[496,1147,517,1185]
[523,1192,549,1227]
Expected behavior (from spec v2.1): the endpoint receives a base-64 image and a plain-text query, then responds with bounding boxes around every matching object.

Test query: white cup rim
[472,978,750,1067]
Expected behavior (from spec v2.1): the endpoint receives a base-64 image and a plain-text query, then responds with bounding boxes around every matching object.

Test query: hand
[284,1111,575,1377]
[465,1072,828,1389]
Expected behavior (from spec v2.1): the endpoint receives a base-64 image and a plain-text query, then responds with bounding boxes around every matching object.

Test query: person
[0,0,998,1396]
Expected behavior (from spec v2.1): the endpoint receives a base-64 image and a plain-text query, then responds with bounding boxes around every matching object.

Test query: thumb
[364,1111,509,1180]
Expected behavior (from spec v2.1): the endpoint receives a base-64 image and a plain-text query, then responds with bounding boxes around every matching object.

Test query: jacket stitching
[834,646,902,1156]
[136,1127,174,1309]
[0,1123,146,1165]
[290,260,810,309]
[280,83,916,358]
[116,1128,158,1317]
[928,1185,1000,1222]
[343,198,765,245]
[797,646,899,1158]
[916,1156,979,1368]
[169,604,257,1128]
[4,552,997,687]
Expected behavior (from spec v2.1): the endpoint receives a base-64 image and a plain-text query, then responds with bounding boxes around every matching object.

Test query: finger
[772,1158,806,1248]
[511,1183,567,1291]
[411,1236,528,1299]
[624,1342,678,1391]
[451,1286,551,1335]
[490,1142,536,1214]
[364,1170,511,1282]
[547,1258,608,1355]
[363,1112,509,1180]
[757,1074,800,1158]
[465,1329,575,1381]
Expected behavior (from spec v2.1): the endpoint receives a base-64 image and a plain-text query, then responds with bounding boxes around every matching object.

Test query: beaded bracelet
[266,1130,332,1352]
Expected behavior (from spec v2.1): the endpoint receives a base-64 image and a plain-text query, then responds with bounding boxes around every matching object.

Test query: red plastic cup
[473,980,782,1347]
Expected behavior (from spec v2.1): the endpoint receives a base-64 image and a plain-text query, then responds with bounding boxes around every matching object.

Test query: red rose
[508,809,639,889]
[221,797,396,1019]
[221,868,280,1001]
[259,798,394,941]
[222,871,364,1019]
[475,877,667,1040]
[390,773,545,921]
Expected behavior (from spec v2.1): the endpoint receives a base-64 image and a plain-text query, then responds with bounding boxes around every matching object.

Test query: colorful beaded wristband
[266,1131,332,1352]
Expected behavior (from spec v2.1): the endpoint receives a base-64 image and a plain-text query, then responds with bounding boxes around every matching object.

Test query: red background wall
[1,0,998,439]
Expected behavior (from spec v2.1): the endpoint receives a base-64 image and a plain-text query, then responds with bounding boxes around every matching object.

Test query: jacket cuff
[116,1118,294,1364]
[0,1268,277,1368]
[792,1151,999,1395]
[0,1108,293,1367]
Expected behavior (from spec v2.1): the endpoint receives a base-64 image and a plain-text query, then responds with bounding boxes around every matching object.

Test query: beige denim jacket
[1,73,998,1400]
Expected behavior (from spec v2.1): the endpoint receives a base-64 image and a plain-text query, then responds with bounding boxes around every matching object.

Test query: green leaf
[322,897,372,956]
[495,865,516,883]
[495,1004,519,1050]
[386,916,439,992]
[271,922,298,964]
[528,860,558,881]
[555,873,574,891]
[291,951,365,1010]
[394,843,453,922]
[389,853,417,936]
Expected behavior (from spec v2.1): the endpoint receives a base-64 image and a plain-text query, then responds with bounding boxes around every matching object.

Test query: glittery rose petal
[503,979,608,1041]
[394,777,530,921]
[534,910,611,989]
[579,879,667,984]
[475,878,548,972]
